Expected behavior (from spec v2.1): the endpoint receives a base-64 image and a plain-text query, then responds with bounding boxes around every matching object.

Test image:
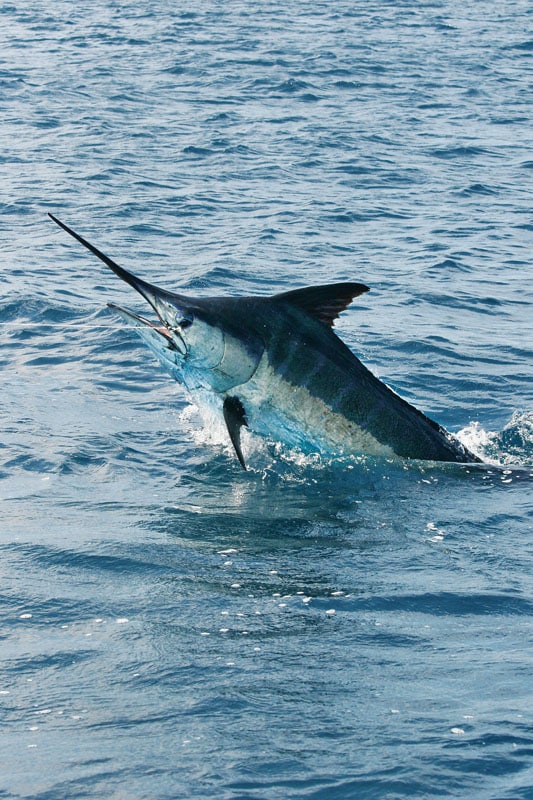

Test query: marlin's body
[50,214,481,468]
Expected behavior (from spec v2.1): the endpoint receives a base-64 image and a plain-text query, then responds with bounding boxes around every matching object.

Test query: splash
[458,411,533,466]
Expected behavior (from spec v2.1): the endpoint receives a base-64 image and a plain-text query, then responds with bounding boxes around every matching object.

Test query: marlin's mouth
[107,302,187,355]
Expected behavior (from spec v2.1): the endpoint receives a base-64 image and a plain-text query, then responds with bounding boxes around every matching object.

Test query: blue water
[1,1,532,798]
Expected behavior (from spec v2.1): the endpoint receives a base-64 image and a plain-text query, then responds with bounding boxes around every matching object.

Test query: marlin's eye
[179,318,192,330]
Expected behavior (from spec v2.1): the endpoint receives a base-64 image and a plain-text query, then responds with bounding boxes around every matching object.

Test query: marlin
[49,214,481,469]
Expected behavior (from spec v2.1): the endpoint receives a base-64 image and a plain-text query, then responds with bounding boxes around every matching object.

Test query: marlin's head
[48,215,263,393]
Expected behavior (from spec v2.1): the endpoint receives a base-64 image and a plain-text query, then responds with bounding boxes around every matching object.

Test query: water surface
[1,1,532,798]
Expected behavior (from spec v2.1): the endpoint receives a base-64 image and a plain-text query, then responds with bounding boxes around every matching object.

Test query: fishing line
[0,322,129,329]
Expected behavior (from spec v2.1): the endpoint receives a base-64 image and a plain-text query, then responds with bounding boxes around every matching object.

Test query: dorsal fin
[273,282,370,327]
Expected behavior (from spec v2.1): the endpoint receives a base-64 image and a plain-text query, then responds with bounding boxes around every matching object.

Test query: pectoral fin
[223,396,248,470]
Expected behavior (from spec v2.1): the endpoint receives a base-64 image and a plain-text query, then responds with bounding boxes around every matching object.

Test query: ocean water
[1,1,532,798]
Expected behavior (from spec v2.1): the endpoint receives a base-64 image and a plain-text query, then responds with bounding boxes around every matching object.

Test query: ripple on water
[1,2,532,799]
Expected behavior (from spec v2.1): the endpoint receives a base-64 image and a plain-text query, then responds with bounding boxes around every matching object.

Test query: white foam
[458,411,533,465]
[457,421,497,461]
